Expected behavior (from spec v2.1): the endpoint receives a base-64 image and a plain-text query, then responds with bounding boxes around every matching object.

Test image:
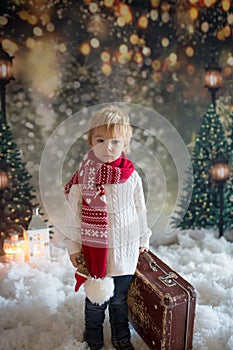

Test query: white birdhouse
[23,208,50,262]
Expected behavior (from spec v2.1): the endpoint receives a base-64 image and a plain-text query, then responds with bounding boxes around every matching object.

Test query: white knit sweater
[64,170,152,276]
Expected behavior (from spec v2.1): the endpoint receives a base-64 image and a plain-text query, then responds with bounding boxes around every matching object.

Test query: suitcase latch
[158,272,178,287]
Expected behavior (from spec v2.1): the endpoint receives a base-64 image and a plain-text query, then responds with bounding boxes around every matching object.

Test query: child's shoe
[114,341,134,350]
[87,343,103,350]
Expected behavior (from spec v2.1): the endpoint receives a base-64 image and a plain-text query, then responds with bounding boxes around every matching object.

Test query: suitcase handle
[142,251,157,271]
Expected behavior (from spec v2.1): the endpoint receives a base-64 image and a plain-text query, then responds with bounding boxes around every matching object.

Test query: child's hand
[70,252,82,267]
[139,247,148,254]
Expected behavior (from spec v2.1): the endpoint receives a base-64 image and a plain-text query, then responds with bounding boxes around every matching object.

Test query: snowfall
[0,230,232,350]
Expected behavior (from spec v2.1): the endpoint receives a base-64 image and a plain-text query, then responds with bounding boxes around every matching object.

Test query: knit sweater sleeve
[64,184,82,255]
[134,173,152,248]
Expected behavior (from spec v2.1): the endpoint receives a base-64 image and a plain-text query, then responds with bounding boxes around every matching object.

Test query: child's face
[90,126,126,163]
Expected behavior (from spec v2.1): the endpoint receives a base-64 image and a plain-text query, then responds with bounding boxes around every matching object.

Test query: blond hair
[88,105,132,152]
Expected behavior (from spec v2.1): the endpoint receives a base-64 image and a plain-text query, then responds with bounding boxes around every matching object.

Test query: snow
[0,230,233,350]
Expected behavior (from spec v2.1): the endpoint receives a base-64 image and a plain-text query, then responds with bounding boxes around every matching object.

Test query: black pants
[84,275,134,348]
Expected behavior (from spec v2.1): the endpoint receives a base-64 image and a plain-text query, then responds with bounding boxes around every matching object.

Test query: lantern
[23,208,50,262]
[211,162,230,181]
[204,61,222,108]
[0,44,14,80]
[204,69,223,89]
[3,233,25,262]
[0,43,14,121]
[0,170,8,189]
[211,157,230,238]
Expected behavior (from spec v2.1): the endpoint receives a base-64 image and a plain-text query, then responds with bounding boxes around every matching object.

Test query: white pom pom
[84,277,115,305]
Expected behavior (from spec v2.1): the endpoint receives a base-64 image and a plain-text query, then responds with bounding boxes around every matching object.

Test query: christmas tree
[0,113,36,249]
[172,104,232,232]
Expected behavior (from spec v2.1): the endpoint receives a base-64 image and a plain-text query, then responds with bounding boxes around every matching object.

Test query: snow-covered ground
[0,230,232,350]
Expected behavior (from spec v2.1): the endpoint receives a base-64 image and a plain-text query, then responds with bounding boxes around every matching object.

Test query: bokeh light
[100,51,111,62]
[223,65,232,77]
[40,14,50,25]
[150,0,160,7]
[201,21,209,32]
[161,37,169,47]
[46,23,55,32]
[152,59,162,71]
[150,9,159,21]
[130,34,139,45]
[152,72,162,83]
[117,4,133,24]
[0,16,8,26]
[138,15,149,29]
[104,0,115,7]
[185,46,195,57]
[90,38,100,48]
[26,38,36,49]
[2,38,19,54]
[89,2,99,14]
[189,7,198,21]
[80,42,91,56]
[101,63,112,76]
[222,0,231,12]
[33,27,43,37]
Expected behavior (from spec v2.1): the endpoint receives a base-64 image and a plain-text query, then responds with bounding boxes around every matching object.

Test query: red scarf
[65,151,134,290]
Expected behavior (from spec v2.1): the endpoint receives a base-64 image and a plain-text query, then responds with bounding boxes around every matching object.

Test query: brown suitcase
[128,250,196,350]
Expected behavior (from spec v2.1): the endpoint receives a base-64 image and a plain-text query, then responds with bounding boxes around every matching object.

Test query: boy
[64,105,151,350]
